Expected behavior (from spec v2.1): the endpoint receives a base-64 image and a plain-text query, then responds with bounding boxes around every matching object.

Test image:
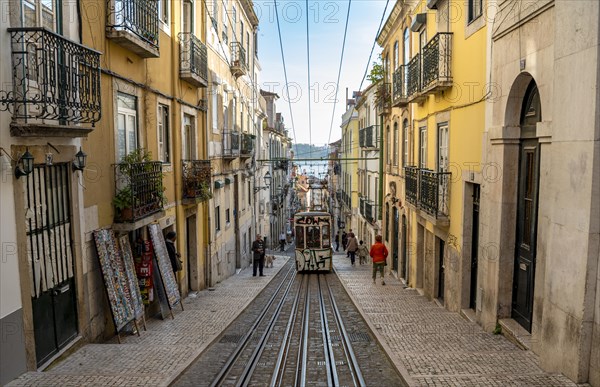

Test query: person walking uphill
[252,234,266,277]
[370,235,388,285]
[346,233,359,266]
[357,240,369,265]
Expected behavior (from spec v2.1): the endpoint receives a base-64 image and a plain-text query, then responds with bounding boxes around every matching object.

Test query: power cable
[305,0,313,160]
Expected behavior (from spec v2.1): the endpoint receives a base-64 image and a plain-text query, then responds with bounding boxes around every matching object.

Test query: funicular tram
[293,211,333,272]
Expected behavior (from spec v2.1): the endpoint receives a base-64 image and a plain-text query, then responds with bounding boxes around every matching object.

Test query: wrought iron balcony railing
[365,125,377,148]
[419,169,451,218]
[359,196,365,217]
[178,32,208,88]
[182,160,212,202]
[365,200,374,223]
[376,82,391,115]
[421,32,453,93]
[359,128,366,148]
[392,65,408,107]
[0,28,101,136]
[404,166,419,206]
[222,130,240,158]
[407,54,422,102]
[230,42,247,77]
[275,159,289,170]
[240,133,255,158]
[106,0,159,58]
[113,161,164,223]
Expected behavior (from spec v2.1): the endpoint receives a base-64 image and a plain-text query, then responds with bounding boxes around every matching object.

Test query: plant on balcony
[113,185,135,221]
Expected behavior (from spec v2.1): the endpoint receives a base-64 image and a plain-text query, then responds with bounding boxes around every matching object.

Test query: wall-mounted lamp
[15,148,34,179]
[72,148,87,171]
[253,171,271,193]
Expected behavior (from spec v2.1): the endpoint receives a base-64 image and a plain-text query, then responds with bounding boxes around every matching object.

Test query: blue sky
[254,0,392,147]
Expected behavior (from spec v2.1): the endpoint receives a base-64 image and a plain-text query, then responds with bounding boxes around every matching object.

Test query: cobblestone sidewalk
[6,254,290,387]
[332,253,585,387]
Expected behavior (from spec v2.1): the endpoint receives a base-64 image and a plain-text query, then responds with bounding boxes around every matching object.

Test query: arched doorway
[401,214,407,280]
[512,80,541,332]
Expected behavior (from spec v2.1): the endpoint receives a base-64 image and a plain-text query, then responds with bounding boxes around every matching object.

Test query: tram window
[306,226,321,248]
[322,225,331,248]
[295,226,305,248]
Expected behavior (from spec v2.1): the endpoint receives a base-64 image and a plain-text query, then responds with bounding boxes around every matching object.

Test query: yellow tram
[293,211,333,272]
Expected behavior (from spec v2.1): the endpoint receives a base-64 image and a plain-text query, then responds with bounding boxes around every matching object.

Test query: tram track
[172,260,406,387]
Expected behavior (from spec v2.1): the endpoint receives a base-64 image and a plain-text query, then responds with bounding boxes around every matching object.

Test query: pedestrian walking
[279,232,286,252]
[346,229,355,257]
[334,233,340,251]
[346,233,358,266]
[357,240,369,265]
[370,235,388,285]
[342,231,348,251]
[252,234,266,277]
[165,231,183,275]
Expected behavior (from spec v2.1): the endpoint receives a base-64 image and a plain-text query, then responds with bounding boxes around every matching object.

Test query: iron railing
[178,32,208,87]
[240,133,255,157]
[230,42,247,76]
[376,82,391,114]
[365,200,374,223]
[359,128,366,147]
[405,166,419,206]
[359,197,365,217]
[407,54,421,98]
[419,169,451,218]
[422,32,453,91]
[182,160,212,201]
[392,65,408,105]
[222,130,240,158]
[0,28,101,127]
[106,0,159,49]
[113,161,164,222]
[365,125,377,148]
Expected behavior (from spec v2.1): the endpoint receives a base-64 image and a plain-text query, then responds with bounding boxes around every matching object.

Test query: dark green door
[28,164,78,366]
[512,81,541,332]
[392,207,399,272]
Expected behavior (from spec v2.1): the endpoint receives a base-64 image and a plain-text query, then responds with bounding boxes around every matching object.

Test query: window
[243,233,247,253]
[438,123,449,172]
[215,206,221,231]
[212,85,218,130]
[158,104,170,163]
[306,226,321,248]
[248,182,251,205]
[468,0,482,23]
[246,31,251,65]
[295,226,304,248]
[393,41,399,70]
[240,21,244,46]
[183,114,195,160]
[403,119,409,168]
[23,0,59,31]
[393,122,399,166]
[117,93,138,161]
[182,0,194,34]
[385,203,390,241]
[159,0,169,24]
[386,126,391,165]
[419,126,427,169]
[222,2,228,43]
[226,208,230,224]
[232,97,237,129]
[232,6,237,41]
[211,0,218,29]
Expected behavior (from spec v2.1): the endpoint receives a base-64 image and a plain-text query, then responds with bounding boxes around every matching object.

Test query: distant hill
[291,144,329,160]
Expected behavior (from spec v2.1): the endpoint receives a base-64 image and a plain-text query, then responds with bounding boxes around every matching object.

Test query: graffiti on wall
[295,248,332,271]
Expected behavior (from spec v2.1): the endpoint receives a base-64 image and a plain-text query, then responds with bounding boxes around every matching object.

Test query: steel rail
[326,273,366,387]
[209,265,297,387]
[297,274,311,387]
[317,274,338,387]
[270,274,307,386]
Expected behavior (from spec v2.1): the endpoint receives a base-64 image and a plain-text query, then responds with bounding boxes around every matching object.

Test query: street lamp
[254,171,271,193]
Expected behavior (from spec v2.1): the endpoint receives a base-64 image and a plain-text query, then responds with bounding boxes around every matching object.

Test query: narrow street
[7,250,580,387]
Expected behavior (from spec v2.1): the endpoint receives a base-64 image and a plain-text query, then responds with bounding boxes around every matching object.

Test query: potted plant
[113,185,134,221]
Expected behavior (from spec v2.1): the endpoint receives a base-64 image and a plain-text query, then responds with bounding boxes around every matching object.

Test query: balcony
[419,169,451,219]
[376,82,391,115]
[275,159,289,170]
[392,65,408,107]
[421,32,453,94]
[359,125,378,148]
[113,161,164,225]
[106,0,159,58]
[240,133,255,158]
[179,32,208,88]
[404,166,419,206]
[365,200,375,223]
[222,130,240,159]
[182,160,212,204]
[407,54,425,103]
[230,42,247,77]
[0,28,101,137]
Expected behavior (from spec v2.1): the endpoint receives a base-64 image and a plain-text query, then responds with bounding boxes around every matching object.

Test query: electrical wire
[305,0,313,160]
[326,0,352,146]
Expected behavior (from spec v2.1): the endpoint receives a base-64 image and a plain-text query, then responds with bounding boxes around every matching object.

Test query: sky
[254,0,392,148]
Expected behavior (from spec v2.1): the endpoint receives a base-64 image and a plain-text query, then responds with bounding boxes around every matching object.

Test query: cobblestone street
[7,251,587,386]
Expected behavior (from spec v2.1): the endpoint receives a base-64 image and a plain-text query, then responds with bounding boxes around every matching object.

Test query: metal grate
[219,334,244,344]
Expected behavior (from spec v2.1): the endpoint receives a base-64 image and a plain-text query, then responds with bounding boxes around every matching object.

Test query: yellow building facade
[380,0,488,312]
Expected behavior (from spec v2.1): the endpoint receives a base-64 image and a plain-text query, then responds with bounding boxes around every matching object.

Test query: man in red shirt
[369,235,388,285]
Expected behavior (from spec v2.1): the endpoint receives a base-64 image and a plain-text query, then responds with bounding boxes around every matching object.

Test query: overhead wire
[326,0,352,146]
[305,0,313,160]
